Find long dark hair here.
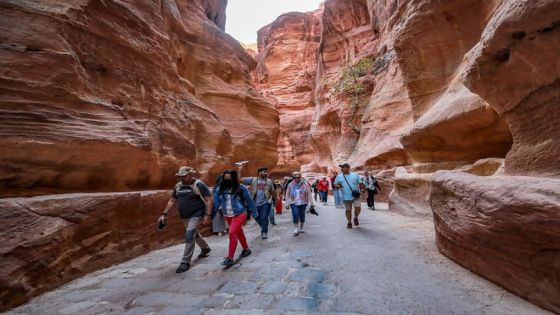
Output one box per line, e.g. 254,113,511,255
219,169,240,193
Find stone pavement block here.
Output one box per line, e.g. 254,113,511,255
306,282,337,298
197,295,229,308
59,301,96,314
121,306,158,315
218,281,260,295
287,269,326,283
222,294,275,310
204,310,281,315
248,268,289,281
260,281,288,294
164,279,225,294
158,306,202,315
274,296,318,311
133,292,206,307
204,270,253,282
291,250,315,258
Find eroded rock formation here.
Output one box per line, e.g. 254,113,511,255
0,0,277,310
0,0,279,198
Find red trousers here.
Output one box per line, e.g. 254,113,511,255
225,213,248,259
275,198,283,214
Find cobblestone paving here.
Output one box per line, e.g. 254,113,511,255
6,203,551,315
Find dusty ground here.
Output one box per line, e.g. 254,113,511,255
5,202,550,315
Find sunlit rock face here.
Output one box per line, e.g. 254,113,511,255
0,0,278,311
254,10,322,175
0,0,279,198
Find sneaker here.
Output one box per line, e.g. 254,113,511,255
221,258,234,267
372,206,375,210
293,228,299,236
240,249,252,258
197,247,211,258
271,222,277,226
347,222,353,229
175,263,190,273
354,217,360,227
298,227,305,233
262,233,268,239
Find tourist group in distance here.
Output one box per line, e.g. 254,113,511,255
157,162,381,273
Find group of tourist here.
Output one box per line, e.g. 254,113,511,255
157,163,381,273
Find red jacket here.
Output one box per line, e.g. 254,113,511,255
317,179,330,191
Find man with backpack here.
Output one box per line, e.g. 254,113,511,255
363,170,382,210
239,165,276,239
158,166,212,273
334,163,365,229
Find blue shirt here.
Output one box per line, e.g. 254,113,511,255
334,173,363,201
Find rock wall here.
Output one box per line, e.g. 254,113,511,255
253,0,559,312
0,0,279,198
0,0,278,310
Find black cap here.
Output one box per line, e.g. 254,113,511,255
257,167,268,173
339,162,350,168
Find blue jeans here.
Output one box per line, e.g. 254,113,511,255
290,204,307,224
334,189,343,207
269,204,275,224
257,202,272,233
319,191,327,203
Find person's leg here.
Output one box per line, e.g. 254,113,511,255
259,203,271,234
290,204,300,235
181,217,200,264
234,213,249,250
343,201,352,228
368,190,375,208
298,204,306,232
269,204,276,225
314,191,318,201
224,216,238,259
353,199,361,226
372,191,376,209
256,204,266,234
321,191,327,203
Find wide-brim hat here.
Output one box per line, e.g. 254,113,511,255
176,166,195,177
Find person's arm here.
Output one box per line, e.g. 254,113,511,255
285,182,293,204
240,177,253,186
159,197,177,223
241,186,258,219
212,188,221,216
307,184,314,207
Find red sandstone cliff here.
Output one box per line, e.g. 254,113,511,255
0,0,278,310
253,0,559,312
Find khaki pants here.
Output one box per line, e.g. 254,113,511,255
181,216,209,264
343,199,361,211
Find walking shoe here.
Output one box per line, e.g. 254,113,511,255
221,258,234,267
271,222,277,226
240,249,252,258
354,217,360,227
262,233,268,239
197,247,211,258
372,206,375,210
175,263,190,273
293,227,299,236
298,227,305,233
347,222,353,229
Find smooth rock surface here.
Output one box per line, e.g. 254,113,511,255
431,171,560,313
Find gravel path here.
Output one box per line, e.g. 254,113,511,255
6,202,550,315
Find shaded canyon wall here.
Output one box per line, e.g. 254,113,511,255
0,0,278,310
253,0,559,312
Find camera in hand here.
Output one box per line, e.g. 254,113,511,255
235,160,249,167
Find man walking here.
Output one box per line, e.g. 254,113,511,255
239,165,276,239
317,176,330,204
158,166,212,273
334,163,365,229
363,170,381,210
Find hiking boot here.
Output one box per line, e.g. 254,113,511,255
175,263,190,273
262,233,268,239
198,247,211,258
240,249,252,258
347,222,353,229
354,217,360,227
221,258,234,267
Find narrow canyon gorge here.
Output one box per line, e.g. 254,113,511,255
0,0,559,313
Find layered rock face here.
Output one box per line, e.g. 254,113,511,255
0,0,278,310
254,10,322,174
253,0,559,312
0,0,279,198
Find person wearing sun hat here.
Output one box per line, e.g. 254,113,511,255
334,162,365,229
158,166,213,273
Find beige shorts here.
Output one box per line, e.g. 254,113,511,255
343,199,361,211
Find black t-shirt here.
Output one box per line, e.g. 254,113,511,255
172,181,211,218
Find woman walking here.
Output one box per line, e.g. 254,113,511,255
212,170,258,267
285,172,314,236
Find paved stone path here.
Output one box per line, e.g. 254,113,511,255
6,202,550,315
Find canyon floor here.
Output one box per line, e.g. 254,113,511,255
6,202,550,315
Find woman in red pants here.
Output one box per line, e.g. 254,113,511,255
212,170,258,267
